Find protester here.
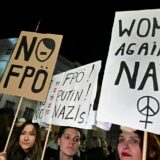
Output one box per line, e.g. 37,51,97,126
85,136,106,160
101,140,110,158
107,145,117,160
118,128,142,160
0,108,14,152
47,131,58,150
117,126,160,160
147,133,160,160
45,126,82,160
0,121,42,160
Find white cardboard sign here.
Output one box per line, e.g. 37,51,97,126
97,9,160,135
33,61,101,129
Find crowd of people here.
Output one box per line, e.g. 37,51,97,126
0,107,160,160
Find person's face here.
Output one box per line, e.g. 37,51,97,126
118,131,142,160
102,141,109,154
58,128,80,157
19,124,36,152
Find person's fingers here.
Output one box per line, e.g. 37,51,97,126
0,152,6,160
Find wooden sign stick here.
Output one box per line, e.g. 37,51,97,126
142,131,148,160
40,124,52,160
4,97,23,151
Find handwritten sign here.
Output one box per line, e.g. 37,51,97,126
97,9,160,135
33,61,101,129
0,31,63,101
32,75,63,126
32,101,49,127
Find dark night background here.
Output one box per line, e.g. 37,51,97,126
0,1,159,85
1,2,160,146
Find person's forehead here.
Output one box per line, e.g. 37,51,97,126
64,128,80,136
120,131,140,138
23,124,35,131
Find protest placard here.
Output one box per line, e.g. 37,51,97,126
0,31,63,101
97,9,160,135
33,60,101,129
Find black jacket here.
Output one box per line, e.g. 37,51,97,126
44,147,81,160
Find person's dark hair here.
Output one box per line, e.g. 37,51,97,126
117,129,160,160
7,120,42,160
116,129,144,160
58,126,82,139
147,133,160,160
134,130,144,149
50,126,82,160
